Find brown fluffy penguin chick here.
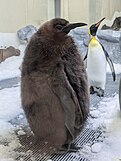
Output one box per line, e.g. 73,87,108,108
21,18,89,152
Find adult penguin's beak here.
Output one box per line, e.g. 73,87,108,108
95,17,106,28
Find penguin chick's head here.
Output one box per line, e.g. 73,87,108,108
39,18,87,38
89,17,106,36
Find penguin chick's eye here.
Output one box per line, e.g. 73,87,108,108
55,24,63,30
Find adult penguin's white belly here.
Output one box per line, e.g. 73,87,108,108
87,40,107,90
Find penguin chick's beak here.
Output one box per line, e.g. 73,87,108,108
62,22,87,34
95,17,106,28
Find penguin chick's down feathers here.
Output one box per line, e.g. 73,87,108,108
21,18,89,150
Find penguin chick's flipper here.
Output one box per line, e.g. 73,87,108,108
100,43,116,81
62,51,89,122
50,67,84,147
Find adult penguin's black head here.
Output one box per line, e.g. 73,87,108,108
39,18,87,39
89,17,106,36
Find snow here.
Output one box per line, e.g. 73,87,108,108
0,87,22,121
0,41,25,161
0,44,26,81
0,87,22,160
91,142,103,153
94,111,121,161
81,94,121,161
17,129,26,136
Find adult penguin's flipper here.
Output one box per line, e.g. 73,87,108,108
119,78,121,110
100,43,116,81
106,56,116,81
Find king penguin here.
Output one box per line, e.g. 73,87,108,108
84,17,116,97
21,18,89,152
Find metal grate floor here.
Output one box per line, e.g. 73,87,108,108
13,124,103,161
10,73,121,161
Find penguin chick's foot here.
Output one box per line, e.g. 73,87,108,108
59,143,80,152
97,88,104,97
90,86,96,94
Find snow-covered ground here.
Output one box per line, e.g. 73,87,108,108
0,85,121,160
0,38,121,160
0,44,26,81
0,44,25,160
0,86,23,160
80,94,121,161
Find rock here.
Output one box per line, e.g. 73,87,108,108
69,27,121,64
70,28,88,40
17,25,37,43
101,24,112,30
91,142,102,153
69,28,89,57
100,39,121,64
72,28,88,36
70,27,121,43
97,29,121,43
0,46,20,63
112,17,121,30
102,17,121,31
83,36,91,47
